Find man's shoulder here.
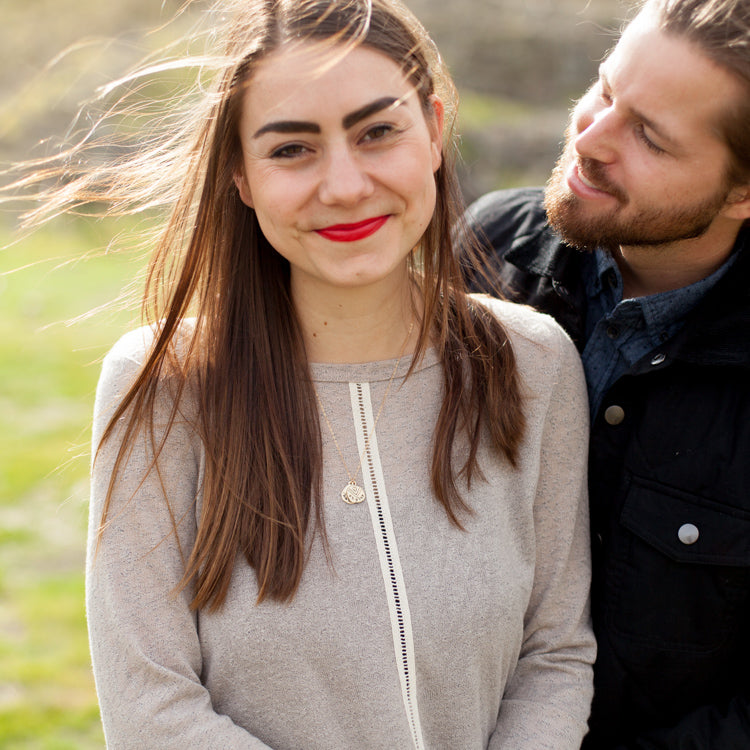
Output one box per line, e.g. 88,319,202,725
463,187,574,283
465,187,549,251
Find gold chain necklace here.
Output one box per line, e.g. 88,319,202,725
314,322,414,504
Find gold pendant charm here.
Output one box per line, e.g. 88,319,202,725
341,481,366,505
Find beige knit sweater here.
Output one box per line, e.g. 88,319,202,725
87,296,594,749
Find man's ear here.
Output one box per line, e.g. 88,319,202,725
234,169,254,209
722,184,750,221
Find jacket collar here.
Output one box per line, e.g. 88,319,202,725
674,225,750,367
503,215,575,280
505,217,750,368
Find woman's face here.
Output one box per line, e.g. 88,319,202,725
234,42,443,302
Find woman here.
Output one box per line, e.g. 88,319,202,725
75,0,594,746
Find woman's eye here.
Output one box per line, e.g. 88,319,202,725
362,124,394,143
270,143,308,159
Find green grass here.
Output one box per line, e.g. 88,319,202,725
458,90,537,129
0,216,144,748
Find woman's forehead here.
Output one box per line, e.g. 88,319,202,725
241,43,417,125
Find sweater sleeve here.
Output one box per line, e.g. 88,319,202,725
489,318,595,749
86,329,272,749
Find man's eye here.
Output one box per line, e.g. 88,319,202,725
636,125,666,155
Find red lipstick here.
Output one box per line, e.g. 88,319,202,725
316,215,388,242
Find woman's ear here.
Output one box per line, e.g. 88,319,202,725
233,169,254,208
426,95,444,173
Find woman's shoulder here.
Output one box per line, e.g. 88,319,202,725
95,319,197,417
470,293,584,388
471,294,570,350
103,318,196,369
470,295,588,429
103,325,155,370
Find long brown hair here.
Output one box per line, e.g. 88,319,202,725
12,0,524,608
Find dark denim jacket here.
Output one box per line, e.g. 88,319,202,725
466,188,750,749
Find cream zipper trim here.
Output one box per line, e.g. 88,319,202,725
349,382,425,750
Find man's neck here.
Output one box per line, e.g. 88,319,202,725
615,220,741,299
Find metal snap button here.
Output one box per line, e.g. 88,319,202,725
604,405,625,425
678,523,699,545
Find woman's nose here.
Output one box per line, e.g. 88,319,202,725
318,145,374,206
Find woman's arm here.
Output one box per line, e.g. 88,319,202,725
490,319,595,749
87,328,272,749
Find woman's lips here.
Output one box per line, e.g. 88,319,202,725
315,215,389,242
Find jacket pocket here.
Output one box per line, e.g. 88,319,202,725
607,475,750,654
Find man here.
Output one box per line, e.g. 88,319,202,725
464,0,750,747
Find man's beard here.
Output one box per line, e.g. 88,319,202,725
543,148,729,252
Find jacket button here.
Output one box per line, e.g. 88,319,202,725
651,352,666,366
604,405,625,425
678,523,699,545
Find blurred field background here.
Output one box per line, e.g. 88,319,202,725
0,0,625,746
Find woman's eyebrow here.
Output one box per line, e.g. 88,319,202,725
253,96,401,139
253,120,320,138
342,96,399,129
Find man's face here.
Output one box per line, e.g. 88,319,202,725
544,10,744,253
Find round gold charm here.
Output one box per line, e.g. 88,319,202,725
341,481,366,504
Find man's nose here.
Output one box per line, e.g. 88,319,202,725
573,102,620,165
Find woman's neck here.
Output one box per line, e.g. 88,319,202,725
293,278,421,364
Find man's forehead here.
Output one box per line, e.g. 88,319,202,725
599,15,742,149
